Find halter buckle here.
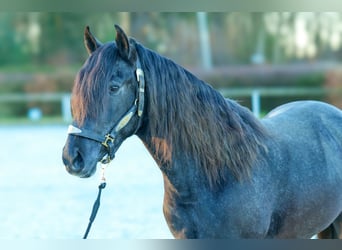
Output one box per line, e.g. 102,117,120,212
101,134,115,149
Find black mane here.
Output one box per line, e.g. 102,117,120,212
135,42,269,188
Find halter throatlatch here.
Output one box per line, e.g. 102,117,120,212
67,57,145,164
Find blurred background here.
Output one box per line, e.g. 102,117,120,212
1,12,342,239
1,12,342,122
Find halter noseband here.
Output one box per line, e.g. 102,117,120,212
67,56,145,164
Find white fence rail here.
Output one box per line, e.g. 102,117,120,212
218,87,337,117
0,87,340,121
0,92,71,122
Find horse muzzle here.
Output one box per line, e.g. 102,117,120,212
62,136,102,178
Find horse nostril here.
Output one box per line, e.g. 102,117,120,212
73,151,84,172
63,146,84,174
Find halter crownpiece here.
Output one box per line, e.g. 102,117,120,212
135,62,145,117
67,55,145,165
136,68,144,82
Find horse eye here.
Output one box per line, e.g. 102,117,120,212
109,85,120,93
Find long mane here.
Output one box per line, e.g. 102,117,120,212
136,42,269,188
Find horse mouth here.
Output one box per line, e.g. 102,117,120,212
79,169,96,178
65,163,97,178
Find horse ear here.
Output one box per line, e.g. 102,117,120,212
84,26,102,55
114,24,131,60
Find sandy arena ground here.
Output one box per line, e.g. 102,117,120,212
0,125,172,239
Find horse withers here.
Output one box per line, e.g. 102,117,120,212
62,24,342,238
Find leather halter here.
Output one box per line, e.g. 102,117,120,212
67,56,145,164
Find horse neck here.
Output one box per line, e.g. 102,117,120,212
137,129,208,196
135,44,269,191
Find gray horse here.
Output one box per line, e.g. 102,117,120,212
62,25,342,238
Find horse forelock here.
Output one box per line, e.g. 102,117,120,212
137,44,269,189
71,43,117,125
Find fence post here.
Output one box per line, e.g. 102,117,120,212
197,12,212,70
251,90,261,118
61,94,72,122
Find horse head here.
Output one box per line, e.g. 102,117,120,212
62,25,145,178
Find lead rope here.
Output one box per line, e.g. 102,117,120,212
83,163,108,239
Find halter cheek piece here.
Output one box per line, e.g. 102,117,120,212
67,57,145,164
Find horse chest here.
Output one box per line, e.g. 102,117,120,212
162,184,271,239
162,193,221,238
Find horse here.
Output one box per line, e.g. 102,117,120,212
62,24,342,239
